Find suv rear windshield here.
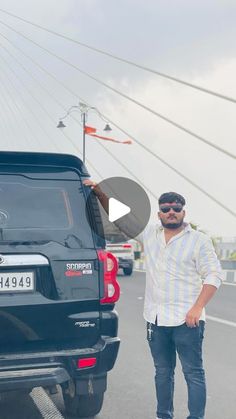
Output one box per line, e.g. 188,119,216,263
0,171,94,248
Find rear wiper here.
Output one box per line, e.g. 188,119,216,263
64,234,84,249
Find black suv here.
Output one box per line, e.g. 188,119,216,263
0,151,120,417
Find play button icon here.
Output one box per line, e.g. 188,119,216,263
108,198,131,222
85,177,151,242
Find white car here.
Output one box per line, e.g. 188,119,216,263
105,234,134,276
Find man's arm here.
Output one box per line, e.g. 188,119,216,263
185,284,217,327
185,236,223,327
83,179,144,244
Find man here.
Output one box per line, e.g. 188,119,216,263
83,181,223,419
142,192,222,419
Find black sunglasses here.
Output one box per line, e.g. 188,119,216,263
159,206,183,213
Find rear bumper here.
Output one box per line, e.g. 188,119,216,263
0,336,120,392
0,367,69,392
118,258,134,269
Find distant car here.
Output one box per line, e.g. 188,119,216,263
106,234,134,276
0,151,120,418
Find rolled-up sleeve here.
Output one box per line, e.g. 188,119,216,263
196,237,223,289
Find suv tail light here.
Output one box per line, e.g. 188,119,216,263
98,250,120,304
122,244,132,248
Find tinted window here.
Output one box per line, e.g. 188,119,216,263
0,173,94,248
0,182,71,229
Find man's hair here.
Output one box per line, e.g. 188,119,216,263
158,192,186,206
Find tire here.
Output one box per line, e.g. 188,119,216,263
123,267,133,276
63,391,104,418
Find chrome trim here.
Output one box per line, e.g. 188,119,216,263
0,254,49,266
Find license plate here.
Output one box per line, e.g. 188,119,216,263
0,272,34,292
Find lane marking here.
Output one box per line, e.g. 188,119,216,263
31,387,64,419
206,315,236,328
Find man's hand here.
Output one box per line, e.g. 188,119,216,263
83,179,98,190
83,179,103,196
185,284,217,327
185,305,203,327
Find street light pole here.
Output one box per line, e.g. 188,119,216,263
57,102,112,164
82,111,86,164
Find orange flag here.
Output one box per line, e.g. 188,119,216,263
84,125,97,134
84,125,132,144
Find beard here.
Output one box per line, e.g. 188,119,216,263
160,219,184,229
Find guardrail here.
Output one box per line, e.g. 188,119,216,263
222,270,236,283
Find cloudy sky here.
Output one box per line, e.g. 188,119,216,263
0,0,235,237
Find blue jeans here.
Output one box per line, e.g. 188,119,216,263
148,321,206,419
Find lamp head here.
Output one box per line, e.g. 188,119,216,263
57,120,66,128
103,123,112,132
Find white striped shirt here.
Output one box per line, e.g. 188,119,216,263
141,223,223,326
